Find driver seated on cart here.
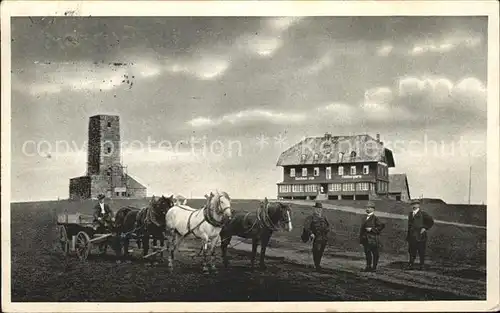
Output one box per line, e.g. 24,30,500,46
92,194,115,232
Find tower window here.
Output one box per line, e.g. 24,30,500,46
107,121,111,127
107,147,111,154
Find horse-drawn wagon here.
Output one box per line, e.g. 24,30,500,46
55,195,175,262
56,212,116,261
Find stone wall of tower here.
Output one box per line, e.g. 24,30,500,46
100,115,121,174
87,117,101,175
69,176,91,200
87,115,121,176
71,114,147,200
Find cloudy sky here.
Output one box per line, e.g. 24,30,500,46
10,16,487,203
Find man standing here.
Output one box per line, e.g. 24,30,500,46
301,202,330,272
406,199,434,270
92,194,114,231
359,201,385,272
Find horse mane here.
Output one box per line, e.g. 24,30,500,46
204,190,231,206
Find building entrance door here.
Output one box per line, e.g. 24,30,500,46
320,183,328,194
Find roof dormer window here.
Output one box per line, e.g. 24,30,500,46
301,154,307,162
350,151,357,160
338,152,344,162
313,153,319,161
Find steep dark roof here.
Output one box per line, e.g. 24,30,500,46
276,134,395,167
126,174,147,190
389,174,410,198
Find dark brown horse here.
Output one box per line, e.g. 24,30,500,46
114,195,175,260
220,198,293,270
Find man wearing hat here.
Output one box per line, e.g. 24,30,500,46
301,202,330,272
359,201,385,272
92,194,114,231
406,199,434,270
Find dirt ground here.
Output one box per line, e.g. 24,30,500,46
10,201,486,302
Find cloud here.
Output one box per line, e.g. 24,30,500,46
397,75,486,108
134,61,162,78
398,76,454,101
166,57,230,80
240,35,283,57
376,44,393,56
237,17,304,59
188,117,215,128
20,54,232,98
451,77,487,113
364,87,394,107
28,83,63,96
409,35,482,56
266,17,304,33
22,60,165,96
187,109,307,129
453,77,486,95
318,102,357,125
302,51,333,74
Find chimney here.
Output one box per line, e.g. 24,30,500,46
376,133,380,142
324,132,332,140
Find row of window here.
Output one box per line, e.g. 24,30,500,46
377,181,389,192
279,183,376,193
290,165,370,178
279,184,319,193
378,164,388,177
300,151,358,162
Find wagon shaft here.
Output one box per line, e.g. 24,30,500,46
143,246,169,259
89,233,114,244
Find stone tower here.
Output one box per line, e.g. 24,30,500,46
87,115,121,175
69,114,147,200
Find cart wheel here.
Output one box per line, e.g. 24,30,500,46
75,231,91,261
58,225,69,256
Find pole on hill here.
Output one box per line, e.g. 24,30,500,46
468,151,472,205
468,165,472,205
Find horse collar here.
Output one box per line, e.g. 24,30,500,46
258,202,278,231
203,205,224,228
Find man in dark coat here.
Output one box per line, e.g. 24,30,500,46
92,194,114,231
359,201,385,272
301,202,330,272
406,199,434,270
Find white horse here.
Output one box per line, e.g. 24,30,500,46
165,190,232,274
173,194,188,206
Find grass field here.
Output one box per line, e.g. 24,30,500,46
10,198,486,301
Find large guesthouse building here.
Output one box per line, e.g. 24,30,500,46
276,133,395,201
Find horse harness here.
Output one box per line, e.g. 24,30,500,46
256,202,280,231
178,195,227,239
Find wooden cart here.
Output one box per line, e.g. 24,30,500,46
56,212,114,261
